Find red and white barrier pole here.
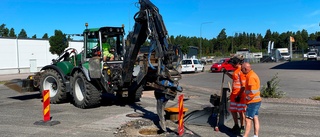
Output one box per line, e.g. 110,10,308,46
42,89,50,122
178,94,184,136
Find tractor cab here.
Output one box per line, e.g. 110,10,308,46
83,24,126,62
81,24,126,93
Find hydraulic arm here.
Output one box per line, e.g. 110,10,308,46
122,0,182,95
122,0,183,131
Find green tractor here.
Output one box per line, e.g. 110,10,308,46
27,23,138,108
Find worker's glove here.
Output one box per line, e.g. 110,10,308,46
235,95,241,103
222,69,227,74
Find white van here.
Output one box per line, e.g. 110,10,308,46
307,52,317,61
180,59,204,73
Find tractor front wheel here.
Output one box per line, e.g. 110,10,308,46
39,69,67,104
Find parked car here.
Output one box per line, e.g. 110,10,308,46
307,52,317,61
210,58,235,72
181,59,204,73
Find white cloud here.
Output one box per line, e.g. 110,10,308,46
293,23,319,31
307,10,320,17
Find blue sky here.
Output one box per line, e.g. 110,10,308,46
1,0,320,40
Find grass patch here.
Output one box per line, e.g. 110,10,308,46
0,81,8,84
261,73,286,98
310,96,320,101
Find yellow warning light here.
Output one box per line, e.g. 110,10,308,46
107,69,111,75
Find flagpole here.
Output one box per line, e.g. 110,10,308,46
289,36,294,60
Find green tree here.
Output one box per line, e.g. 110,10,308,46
217,28,228,55
169,35,175,44
42,33,49,39
210,38,218,55
2,28,9,37
271,31,280,48
263,29,272,50
9,28,16,38
32,34,37,39
309,33,317,40
301,29,308,41
18,29,27,38
174,35,189,54
278,33,289,48
0,24,6,37
49,30,68,56
255,34,263,51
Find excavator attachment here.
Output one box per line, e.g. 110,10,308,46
4,75,39,93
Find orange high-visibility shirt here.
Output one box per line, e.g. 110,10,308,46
232,66,246,95
245,70,261,104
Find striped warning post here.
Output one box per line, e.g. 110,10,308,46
178,94,184,136
33,90,60,126
42,90,50,122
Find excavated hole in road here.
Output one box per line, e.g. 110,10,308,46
138,127,160,135
115,119,181,137
126,112,144,117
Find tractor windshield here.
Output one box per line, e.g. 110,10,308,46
85,38,99,58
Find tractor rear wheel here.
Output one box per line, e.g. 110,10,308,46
40,69,67,104
71,71,101,109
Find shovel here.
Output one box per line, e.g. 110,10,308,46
4,75,38,93
214,72,225,131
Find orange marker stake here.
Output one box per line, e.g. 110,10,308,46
178,94,184,136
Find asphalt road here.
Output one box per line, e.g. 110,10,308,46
0,61,320,137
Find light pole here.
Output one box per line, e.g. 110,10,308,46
200,22,213,58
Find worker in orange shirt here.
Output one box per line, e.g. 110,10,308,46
224,55,246,134
241,62,262,137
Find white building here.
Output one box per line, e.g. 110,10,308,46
0,38,83,75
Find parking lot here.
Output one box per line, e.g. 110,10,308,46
0,60,320,137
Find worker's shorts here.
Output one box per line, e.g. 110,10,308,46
103,51,113,58
245,101,261,119
229,93,246,112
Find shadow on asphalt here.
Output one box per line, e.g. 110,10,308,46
270,60,320,70
8,93,41,100
184,107,239,137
